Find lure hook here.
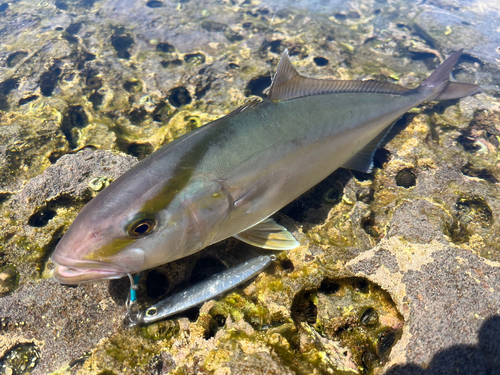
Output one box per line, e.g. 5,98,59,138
122,273,141,328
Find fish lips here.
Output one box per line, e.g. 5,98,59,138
51,248,145,284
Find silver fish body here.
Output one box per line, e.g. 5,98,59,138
51,49,479,284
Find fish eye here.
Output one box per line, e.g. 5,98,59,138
127,217,157,237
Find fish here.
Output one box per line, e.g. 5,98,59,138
51,49,480,284
123,255,275,327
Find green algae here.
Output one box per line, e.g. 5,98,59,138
0,342,41,375
140,319,180,341
89,176,111,192
210,292,271,329
102,335,158,370
0,264,19,297
14,236,44,267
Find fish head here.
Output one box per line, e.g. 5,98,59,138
51,165,232,284
51,184,150,284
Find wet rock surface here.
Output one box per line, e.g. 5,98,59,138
0,149,137,280
0,278,122,374
348,239,500,374
0,0,499,374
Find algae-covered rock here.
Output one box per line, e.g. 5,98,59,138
0,265,18,297
0,0,499,374
0,149,137,279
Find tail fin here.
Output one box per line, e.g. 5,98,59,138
420,49,480,100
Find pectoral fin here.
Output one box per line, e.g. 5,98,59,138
233,170,288,214
233,218,300,250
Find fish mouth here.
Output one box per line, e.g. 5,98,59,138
51,247,145,284
52,263,131,284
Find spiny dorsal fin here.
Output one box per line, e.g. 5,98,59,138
269,49,300,92
223,97,262,118
268,49,410,102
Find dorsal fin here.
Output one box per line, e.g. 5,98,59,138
269,49,300,93
268,49,410,102
223,97,262,118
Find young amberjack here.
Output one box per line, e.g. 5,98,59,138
51,49,479,284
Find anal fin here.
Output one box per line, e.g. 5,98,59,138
341,118,400,173
233,218,300,250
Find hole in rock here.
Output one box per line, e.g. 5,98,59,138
146,270,169,299
313,56,329,66
395,168,416,188
245,75,271,98
189,257,225,284
169,86,192,107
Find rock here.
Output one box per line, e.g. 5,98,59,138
0,267,18,297
386,199,453,244
347,238,500,374
413,2,500,90
0,149,137,279
0,278,122,374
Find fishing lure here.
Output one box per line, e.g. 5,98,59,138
123,254,276,327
